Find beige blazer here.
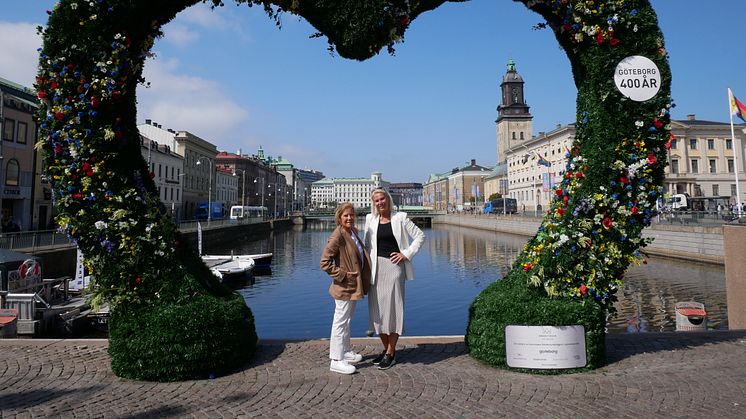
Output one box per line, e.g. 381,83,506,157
363,211,425,285
319,226,371,300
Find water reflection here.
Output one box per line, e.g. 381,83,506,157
209,220,727,339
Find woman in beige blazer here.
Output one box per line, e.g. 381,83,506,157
320,203,371,374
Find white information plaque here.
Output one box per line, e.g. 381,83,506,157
505,325,587,369
613,55,661,102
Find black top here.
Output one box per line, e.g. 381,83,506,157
376,221,401,257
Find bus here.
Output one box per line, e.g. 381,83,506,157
195,202,225,220
483,198,518,214
229,205,267,220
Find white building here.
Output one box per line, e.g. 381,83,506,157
311,172,386,209
139,135,185,220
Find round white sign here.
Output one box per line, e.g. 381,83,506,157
613,55,661,102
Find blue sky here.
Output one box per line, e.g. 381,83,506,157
2,1,745,182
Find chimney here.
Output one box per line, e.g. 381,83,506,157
145,119,152,125
470,159,476,166
687,114,696,121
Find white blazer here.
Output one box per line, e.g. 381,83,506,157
363,211,425,284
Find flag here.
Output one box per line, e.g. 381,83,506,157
729,88,746,123
536,152,552,167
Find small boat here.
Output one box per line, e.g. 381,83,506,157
201,255,255,284
245,253,273,270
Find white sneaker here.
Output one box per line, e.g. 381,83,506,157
330,360,356,374
343,351,363,363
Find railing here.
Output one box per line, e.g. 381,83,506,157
0,216,278,252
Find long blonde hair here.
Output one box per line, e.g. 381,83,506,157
370,188,394,217
334,202,356,226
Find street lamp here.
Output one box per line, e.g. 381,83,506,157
254,177,265,219
196,157,212,223
233,169,246,207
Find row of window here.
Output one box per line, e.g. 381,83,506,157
2,118,30,144
672,138,733,150
669,158,735,174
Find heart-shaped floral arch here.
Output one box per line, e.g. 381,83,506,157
36,0,670,379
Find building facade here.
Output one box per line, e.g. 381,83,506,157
310,172,386,209
388,182,423,208
139,135,185,221
1,77,38,231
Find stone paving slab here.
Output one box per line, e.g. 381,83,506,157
1,331,745,418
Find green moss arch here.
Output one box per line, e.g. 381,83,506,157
36,0,670,380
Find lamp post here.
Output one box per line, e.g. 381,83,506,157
233,169,246,207
254,177,265,219
196,157,212,223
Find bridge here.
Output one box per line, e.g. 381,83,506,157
303,207,439,227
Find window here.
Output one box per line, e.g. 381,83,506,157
16,121,28,144
690,159,699,173
709,159,717,173
5,159,19,186
3,118,14,141
713,185,719,196
671,159,679,174
726,139,733,150
520,132,524,140
728,159,735,173
732,184,738,197
671,138,678,149
689,139,697,150
512,132,516,140
707,139,714,150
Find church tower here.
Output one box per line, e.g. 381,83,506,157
496,59,533,164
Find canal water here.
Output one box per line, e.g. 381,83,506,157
210,219,728,340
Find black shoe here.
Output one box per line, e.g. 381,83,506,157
371,351,387,365
377,353,396,370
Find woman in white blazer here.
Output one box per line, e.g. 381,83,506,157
363,188,425,369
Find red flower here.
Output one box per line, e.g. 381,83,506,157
174,240,180,247
647,153,657,165
609,38,620,46
596,32,605,45
149,171,155,179
557,207,565,216
563,195,569,204
580,284,588,296
522,262,533,272
665,133,675,150
653,118,664,129
38,91,47,99
619,176,629,184
603,217,613,229
54,112,64,121
90,96,100,109
575,172,584,179
72,193,84,200
555,189,564,197
112,91,121,100
565,171,573,179
51,81,57,89
135,277,142,284
631,206,639,214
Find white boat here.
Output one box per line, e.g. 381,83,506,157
245,253,273,270
201,255,255,283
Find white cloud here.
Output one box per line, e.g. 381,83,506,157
137,57,249,143
163,24,200,48
179,6,229,29
0,22,43,87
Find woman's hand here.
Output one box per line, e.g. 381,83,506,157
389,252,408,264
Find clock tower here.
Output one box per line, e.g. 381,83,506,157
496,59,533,164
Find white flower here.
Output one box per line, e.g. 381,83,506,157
635,120,644,127
94,221,107,230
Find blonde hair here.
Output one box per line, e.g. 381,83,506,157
334,202,356,226
370,188,394,217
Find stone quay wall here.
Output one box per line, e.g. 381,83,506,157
433,214,724,265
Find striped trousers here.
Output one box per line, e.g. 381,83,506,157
368,256,406,335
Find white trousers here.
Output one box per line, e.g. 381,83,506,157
329,299,356,360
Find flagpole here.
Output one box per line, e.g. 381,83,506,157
728,88,742,214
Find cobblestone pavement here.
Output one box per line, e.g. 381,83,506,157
1,331,745,418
